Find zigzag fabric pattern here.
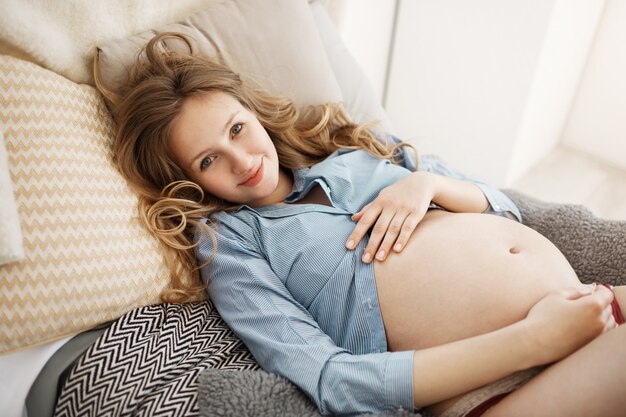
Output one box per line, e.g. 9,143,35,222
54,301,259,417
0,55,172,353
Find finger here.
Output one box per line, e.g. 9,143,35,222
583,283,597,294
600,303,612,321
345,204,382,250
363,210,397,263
374,212,409,261
351,203,372,222
601,306,617,332
593,284,615,308
563,286,593,300
392,210,427,253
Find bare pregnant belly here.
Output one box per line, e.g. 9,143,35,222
373,209,583,352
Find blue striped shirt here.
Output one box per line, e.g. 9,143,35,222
197,147,521,416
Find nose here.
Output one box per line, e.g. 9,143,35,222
227,147,254,175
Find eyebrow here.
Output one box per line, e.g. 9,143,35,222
189,111,240,168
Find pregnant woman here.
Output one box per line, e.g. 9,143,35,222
104,33,626,417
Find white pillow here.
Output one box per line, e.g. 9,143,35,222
0,0,392,136
0,128,24,266
0,0,212,85
95,0,343,112
309,0,394,134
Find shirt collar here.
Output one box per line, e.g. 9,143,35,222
232,166,310,213
285,166,309,199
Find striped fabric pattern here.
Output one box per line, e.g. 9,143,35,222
0,55,172,353
54,301,259,417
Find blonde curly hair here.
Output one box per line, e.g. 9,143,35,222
95,32,417,303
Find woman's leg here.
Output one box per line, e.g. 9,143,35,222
484,286,626,417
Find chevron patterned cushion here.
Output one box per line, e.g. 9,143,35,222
54,301,259,417
0,55,172,353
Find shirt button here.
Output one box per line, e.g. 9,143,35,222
367,298,373,310
494,204,500,210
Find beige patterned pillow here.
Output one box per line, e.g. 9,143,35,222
0,55,170,354
0,129,25,265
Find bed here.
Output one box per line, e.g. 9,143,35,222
1,1,625,416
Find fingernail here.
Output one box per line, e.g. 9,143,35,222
376,250,385,261
394,243,402,252
346,240,354,249
362,252,371,263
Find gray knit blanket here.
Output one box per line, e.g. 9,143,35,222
198,189,626,417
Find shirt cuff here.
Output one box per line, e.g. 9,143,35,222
385,350,415,413
475,182,522,222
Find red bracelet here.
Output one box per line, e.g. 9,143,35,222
596,282,624,325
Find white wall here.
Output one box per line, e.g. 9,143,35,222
336,0,397,103
384,0,603,187
561,0,626,171
506,0,606,184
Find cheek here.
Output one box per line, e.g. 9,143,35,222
189,171,223,196
251,123,272,146
262,134,278,158
199,176,230,195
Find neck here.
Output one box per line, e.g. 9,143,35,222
248,167,293,207
274,167,294,203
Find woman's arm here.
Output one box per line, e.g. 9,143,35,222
418,155,521,221
430,172,489,214
411,285,616,408
412,318,531,407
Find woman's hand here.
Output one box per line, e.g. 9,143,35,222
345,171,438,263
523,285,617,365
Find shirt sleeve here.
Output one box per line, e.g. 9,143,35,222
370,130,419,172
419,155,522,222
198,224,415,416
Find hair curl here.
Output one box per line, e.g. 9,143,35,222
95,32,417,303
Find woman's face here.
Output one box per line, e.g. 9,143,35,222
168,91,286,206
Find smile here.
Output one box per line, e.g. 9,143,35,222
239,159,264,186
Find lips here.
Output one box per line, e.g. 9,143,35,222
239,159,264,186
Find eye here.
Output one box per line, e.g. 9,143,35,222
231,123,243,136
199,155,214,171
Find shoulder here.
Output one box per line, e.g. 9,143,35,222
417,154,453,174
196,211,261,258
330,148,389,166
